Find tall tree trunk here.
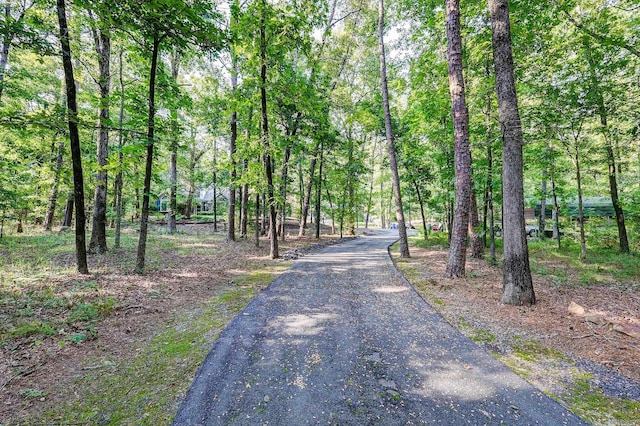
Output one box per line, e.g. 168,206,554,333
298,143,319,237
240,159,249,238
325,187,335,235
0,3,11,101
550,163,560,249
262,191,267,235
379,179,385,229
539,169,547,240
573,147,587,261
604,142,628,252
183,144,204,220
62,191,74,227
255,193,260,247
489,0,534,305
379,0,409,258
114,51,126,248
241,109,253,239
88,13,111,254
445,0,471,276
413,180,428,240
227,43,238,242
484,58,496,264
57,0,89,274
135,34,160,274
213,170,218,230
167,50,181,234
314,139,324,239
212,138,218,231
469,189,484,258
365,138,377,229
44,138,65,231
280,144,291,241
260,0,278,258
585,46,629,253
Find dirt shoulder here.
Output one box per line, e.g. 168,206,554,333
392,242,640,425
0,224,347,425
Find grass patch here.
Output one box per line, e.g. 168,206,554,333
8,322,56,339
527,238,639,288
410,232,449,250
28,262,288,425
469,328,496,343
569,380,640,425
512,338,565,362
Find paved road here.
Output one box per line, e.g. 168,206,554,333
173,231,587,425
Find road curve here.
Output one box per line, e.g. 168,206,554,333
173,230,587,425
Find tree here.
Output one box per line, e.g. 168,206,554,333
0,0,37,101
488,0,534,305
378,0,409,258
583,39,630,253
87,7,111,253
57,0,89,274
259,0,278,258
167,49,182,234
444,0,471,277
124,0,222,273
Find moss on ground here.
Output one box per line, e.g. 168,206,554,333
27,265,289,426
569,380,640,425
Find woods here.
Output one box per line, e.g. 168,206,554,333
1,0,640,424
1,1,639,289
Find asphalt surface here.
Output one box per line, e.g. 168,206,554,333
173,230,588,425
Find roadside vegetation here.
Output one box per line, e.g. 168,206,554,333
0,223,320,425
393,223,640,426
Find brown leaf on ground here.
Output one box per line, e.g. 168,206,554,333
395,245,640,386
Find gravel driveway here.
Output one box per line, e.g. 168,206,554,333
173,230,587,425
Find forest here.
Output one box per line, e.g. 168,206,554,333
1,0,639,423
1,0,639,271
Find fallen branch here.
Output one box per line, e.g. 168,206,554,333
571,333,595,339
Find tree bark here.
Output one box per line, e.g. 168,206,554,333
489,0,534,305
584,46,630,253
62,191,74,227
298,143,319,237
88,12,111,254
279,143,291,240
550,161,561,249
378,0,409,258
227,46,238,242
413,180,428,240
114,50,126,249
260,0,278,258
469,189,484,258
445,0,471,276
483,60,496,264
255,193,260,247
314,139,324,239
135,34,160,274
168,50,181,234
240,159,249,238
539,167,547,240
573,146,587,261
57,0,89,274
44,139,65,231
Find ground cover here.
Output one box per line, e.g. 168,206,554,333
392,232,640,425
0,223,328,425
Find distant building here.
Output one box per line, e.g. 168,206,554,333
535,197,615,219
